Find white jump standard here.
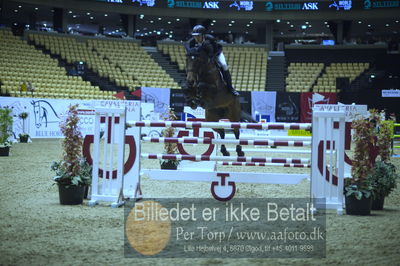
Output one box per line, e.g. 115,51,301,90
85,105,346,214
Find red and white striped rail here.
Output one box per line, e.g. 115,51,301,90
141,153,310,164
129,120,312,130
218,162,311,168
141,137,311,147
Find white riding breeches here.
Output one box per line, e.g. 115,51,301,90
217,52,228,71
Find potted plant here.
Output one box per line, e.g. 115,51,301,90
344,110,379,215
0,106,13,156
369,161,399,210
369,119,399,210
51,104,92,205
18,111,30,143
160,108,181,170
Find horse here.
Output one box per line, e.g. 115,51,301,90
184,45,250,157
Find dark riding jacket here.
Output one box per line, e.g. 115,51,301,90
187,34,222,58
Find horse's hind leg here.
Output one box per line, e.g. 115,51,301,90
215,129,230,156
233,128,244,156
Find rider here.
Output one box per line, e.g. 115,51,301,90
187,25,239,97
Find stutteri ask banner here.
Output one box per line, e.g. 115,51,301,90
300,92,337,123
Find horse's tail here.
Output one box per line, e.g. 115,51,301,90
239,110,256,123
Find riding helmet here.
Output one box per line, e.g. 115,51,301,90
192,25,206,36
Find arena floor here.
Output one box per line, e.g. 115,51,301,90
1,139,399,265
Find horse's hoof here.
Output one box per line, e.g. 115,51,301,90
237,151,245,157
222,151,230,156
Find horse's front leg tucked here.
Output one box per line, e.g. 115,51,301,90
233,128,244,156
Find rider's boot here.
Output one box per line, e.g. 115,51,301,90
222,70,239,96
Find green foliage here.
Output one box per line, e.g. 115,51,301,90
19,133,29,138
160,108,180,166
0,106,13,148
351,110,378,185
345,184,372,200
51,104,91,186
18,112,29,120
369,161,399,198
377,120,393,162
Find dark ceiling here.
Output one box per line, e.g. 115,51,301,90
1,0,399,42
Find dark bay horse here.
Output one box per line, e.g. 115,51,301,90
184,47,247,156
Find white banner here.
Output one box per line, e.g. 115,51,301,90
314,104,368,121
141,87,170,118
251,91,277,122
0,97,147,139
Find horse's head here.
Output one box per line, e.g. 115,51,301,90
184,45,214,85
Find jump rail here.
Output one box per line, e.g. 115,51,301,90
85,105,346,214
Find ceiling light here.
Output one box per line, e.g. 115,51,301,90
368,24,371,27
212,20,216,23
73,15,77,18
168,21,171,24
90,17,94,20
176,18,180,21
228,30,232,33
326,25,330,27
396,20,399,23
211,23,214,26
104,14,108,17
150,20,154,23
286,21,290,24
308,25,312,28
228,24,232,26
18,5,22,8
136,29,140,32
358,21,362,24
246,24,250,27
158,17,162,20
290,25,294,28
301,25,307,29
35,7,39,10
386,24,389,27
87,12,90,15
14,9,18,12
51,9,54,12
276,19,281,23
245,31,248,34
250,21,253,24
305,21,309,24
231,20,235,23
324,21,328,24
14,22,18,26
280,32,283,35
68,10,72,14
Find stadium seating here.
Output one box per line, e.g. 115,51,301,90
28,32,180,91
313,62,369,92
0,28,110,99
285,62,324,92
157,42,267,91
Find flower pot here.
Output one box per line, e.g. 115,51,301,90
345,194,372,215
20,135,29,143
161,161,178,170
371,195,385,210
58,185,85,205
0,146,10,156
